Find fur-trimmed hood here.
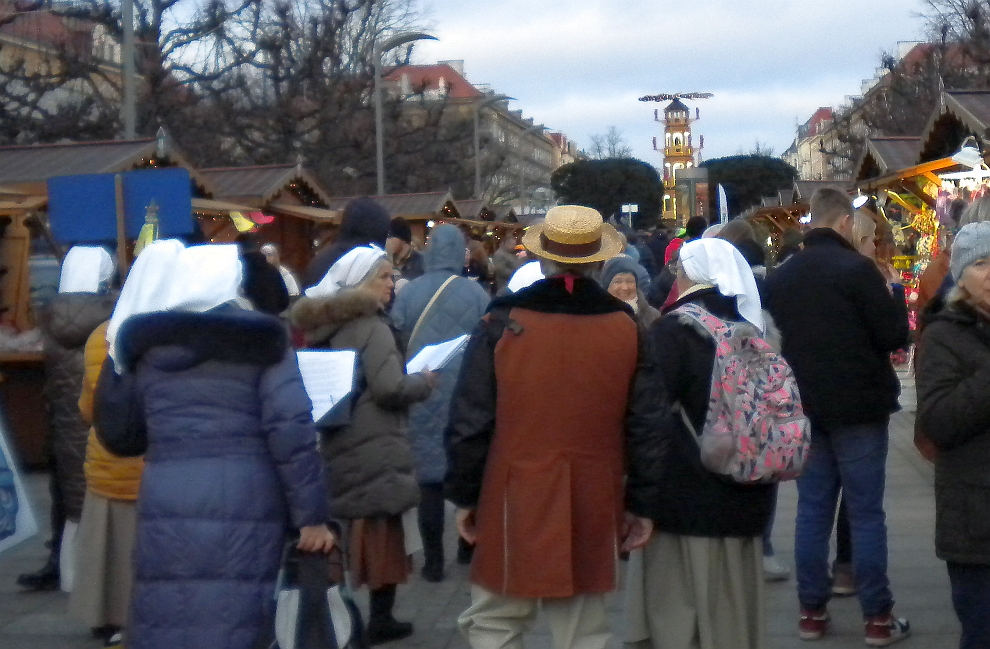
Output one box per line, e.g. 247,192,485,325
118,305,287,373
291,289,383,345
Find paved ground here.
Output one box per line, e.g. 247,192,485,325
0,372,959,648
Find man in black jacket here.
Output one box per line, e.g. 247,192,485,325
765,188,911,645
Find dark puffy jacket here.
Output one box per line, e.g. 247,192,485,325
391,225,491,483
291,289,432,519
304,198,391,288
41,292,117,520
627,288,775,537
764,228,910,429
99,308,327,649
917,301,990,564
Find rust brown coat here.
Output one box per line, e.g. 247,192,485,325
445,276,650,599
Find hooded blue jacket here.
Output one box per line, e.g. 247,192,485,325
100,307,327,649
391,226,491,483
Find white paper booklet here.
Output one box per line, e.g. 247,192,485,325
406,334,471,374
296,350,358,422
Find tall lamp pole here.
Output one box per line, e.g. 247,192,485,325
517,124,545,213
374,31,437,196
474,94,513,200
122,0,136,139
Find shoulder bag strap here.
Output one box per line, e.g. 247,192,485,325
409,275,457,349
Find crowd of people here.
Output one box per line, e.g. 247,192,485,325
10,188,990,649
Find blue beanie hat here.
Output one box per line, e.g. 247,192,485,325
600,256,644,290
951,221,990,282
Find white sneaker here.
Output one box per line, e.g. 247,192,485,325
764,554,791,582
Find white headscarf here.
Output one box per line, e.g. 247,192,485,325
58,246,115,294
679,238,765,332
507,261,544,293
305,246,387,299
164,244,244,312
106,239,185,372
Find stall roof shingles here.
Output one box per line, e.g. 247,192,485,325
868,137,922,173
947,91,990,131
199,165,331,205
324,192,456,219
0,138,157,185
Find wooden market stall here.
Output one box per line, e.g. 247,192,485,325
198,164,336,274
0,131,215,467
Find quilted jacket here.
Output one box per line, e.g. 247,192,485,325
79,322,144,501
292,289,432,518
41,292,117,520
391,225,491,483
98,306,328,649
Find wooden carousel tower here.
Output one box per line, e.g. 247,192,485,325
642,92,713,223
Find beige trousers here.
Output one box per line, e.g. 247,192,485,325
623,533,766,649
459,584,610,649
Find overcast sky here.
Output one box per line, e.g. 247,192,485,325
411,0,927,164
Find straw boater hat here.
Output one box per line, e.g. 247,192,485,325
522,205,624,264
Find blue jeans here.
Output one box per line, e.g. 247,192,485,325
948,562,990,649
794,421,893,617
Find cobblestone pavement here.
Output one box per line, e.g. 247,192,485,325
0,373,958,648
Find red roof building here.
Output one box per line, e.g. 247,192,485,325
385,61,484,100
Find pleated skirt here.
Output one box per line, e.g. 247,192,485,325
623,532,766,649
348,515,411,590
69,492,137,628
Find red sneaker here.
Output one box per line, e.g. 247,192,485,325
799,609,829,641
865,614,911,646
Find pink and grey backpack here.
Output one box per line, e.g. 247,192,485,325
674,302,810,484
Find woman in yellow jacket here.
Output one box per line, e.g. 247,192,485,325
69,321,144,647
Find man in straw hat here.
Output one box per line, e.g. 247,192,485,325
445,205,660,649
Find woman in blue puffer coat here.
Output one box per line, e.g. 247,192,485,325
390,225,490,581
96,242,334,649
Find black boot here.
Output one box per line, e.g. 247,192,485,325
456,537,475,565
367,585,413,645
418,483,445,583
16,555,60,592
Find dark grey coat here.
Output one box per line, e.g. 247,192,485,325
292,289,432,519
41,292,117,520
917,301,990,565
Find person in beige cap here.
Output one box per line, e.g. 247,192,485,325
445,205,660,649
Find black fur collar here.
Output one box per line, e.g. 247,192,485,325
489,275,632,316
118,306,287,372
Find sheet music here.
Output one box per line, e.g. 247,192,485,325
406,334,470,374
296,350,357,422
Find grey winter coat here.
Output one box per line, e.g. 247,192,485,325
917,301,990,564
292,289,432,519
41,291,117,520
391,225,491,483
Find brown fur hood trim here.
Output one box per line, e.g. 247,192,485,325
291,289,382,344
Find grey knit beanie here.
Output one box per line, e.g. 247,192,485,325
951,221,990,282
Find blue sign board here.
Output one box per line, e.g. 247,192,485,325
46,168,195,244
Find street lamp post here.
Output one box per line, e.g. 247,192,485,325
474,94,513,200
374,31,437,196
122,0,136,139
517,124,545,213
